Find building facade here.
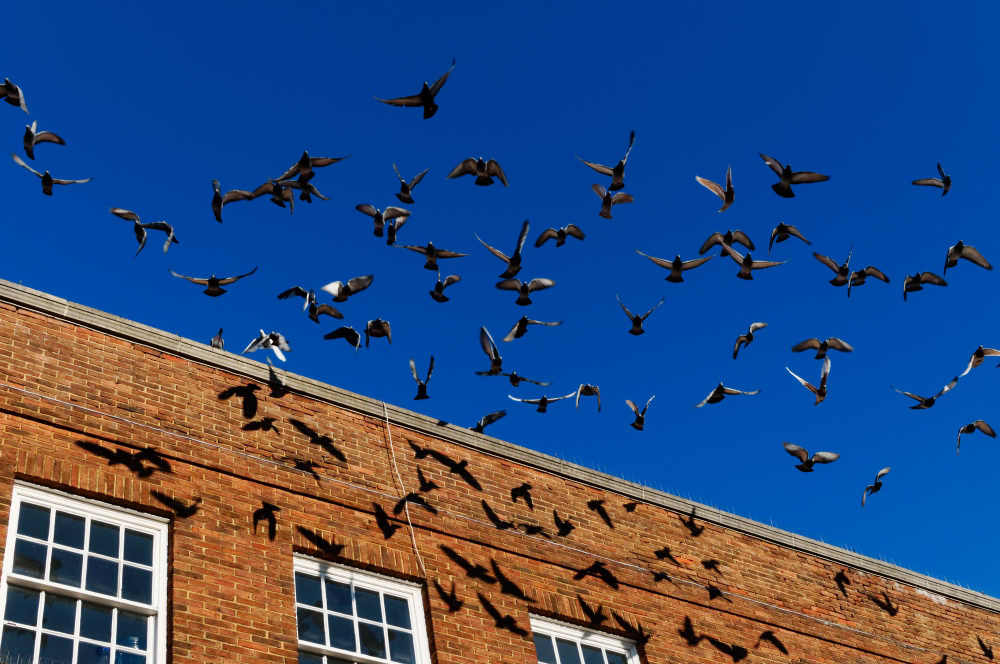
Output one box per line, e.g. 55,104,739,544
0,280,994,664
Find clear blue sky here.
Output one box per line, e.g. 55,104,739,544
5,3,999,594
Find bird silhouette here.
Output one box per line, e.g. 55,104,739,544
759,152,830,198
218,383,260,418
957,420,996,455
695,165,734,211
635,250,714,283
782,442,839,472
701,559,722,575
870,591,899,616
168,266,257,297
296,527,345,557
553,510,575,537
210,328,224,349
394,492,438,516
625,395,655,431
944,240,992,274
978,636,994,660
392,164,429,203
768,223,811,253
477,593,527,636
791,337,853,359
617,294,664,335
12,152,91,195
510,483,534,510
535,224,585,247
242,417,280,434
834,570,851,596
433,580,464,613
440,546,496,584
912,162,951,196
862,467,891,507
892,377,958,409
576,130,635,191
654,546,680,565
960,346,1000,377
678,616,702,646
374,59,455,119
150,490,201,518
902,272,947,300
786,357,831,405
470,410,506,434
373,503,400,539
695,383,760,408
416,467,439,493
476,220,530,278
491,560,532,602
680,509,705,536
756,630,788,655
577,597,607,626
706,636,748,662
448,156,508,186
410,356,434,400
252,502,280,541
482,500,515,530
572,561,620,590
587,499,614,529
289,419,346,462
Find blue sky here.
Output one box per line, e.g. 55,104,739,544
4,3,999,594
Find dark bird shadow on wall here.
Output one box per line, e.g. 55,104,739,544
573,561,620,590
577,596,607,626
218,383,260,418
433,580,464,613
440,545,496,584
252,501,280,541
76,441,173,478
150,490,201,517
477,593,528,637
290,418,346,462
297,526,345,558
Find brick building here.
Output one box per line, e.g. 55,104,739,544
0,279,994,664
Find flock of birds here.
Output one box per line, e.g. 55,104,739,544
3,62,996,512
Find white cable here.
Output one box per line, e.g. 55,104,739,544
382,401,426,577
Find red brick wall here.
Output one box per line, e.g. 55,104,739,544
0,300,994,664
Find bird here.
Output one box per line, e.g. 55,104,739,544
848,266,890,295
272,151,350,183
813,247,853,288
218,383,260,418
410,356,434,400
721,245,785,280
150,491,201,518
759,152,830,198
680,509,705,536
374,59,455,119
365,319,392,348
373,503,400,539
477,593,528,636
297,527,345,557
781,442,839,472
944,240,992,274
385,217,408,246
11,153,91,195
694,166,734,211
393,164,429,203
495,277,555,306
634,251,714,283
902,272,947,301
572,561,619,589
277,287,343,323
109,208,179,257
251,181,295,213
625,396,655,431
429,272,461,302
535,224,585,247
957,420,996,455
276,178,330,203
470,410,506,434
699,229,755,256
978,637,994,660
654,546,679,565
252,502,280,541
433,580,464,613
476,220,530,278
891,377,958,409
834,570,851,596
960,346,1000,377
447,157,508,186
482,500,514,530
486,371,550,387
786,357,831,405
706,636,748,663
399,242,469,270
578,598,607,626
768,223,811,254
553,510,575,537
416,467,439,493
617,295,664,335
791,337,853,359
168,266,257,296
575,384,601,412
733,322,767,359
678,617,703,646
22,121,64,160
592,183,633,219
440,546,496,584
912,163,951,196
355,204,410,238
510,483,533,510
242,417,279,434
576,130,635,191
695,383,760,407
242,330,291,362
862,467,891,507
0,78,27,113
321,275,373,302
502,316,562,342
477,327,504,375
756,631,788,655
210,180,258,223
508,393,575,413
323,326,362,354
210,329,224,350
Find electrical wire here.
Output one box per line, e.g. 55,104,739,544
382,401,427,577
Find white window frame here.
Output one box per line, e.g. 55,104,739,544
529,615,640,664
293,555,432,664
0,481,169,664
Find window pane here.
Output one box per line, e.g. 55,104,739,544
116,611,148,651
39,632,75,663
4,586,40,626
54,511,86,549
0,626,36,662
324,580,352,615
605,653,627,664
42,593,77,635
86,556,120,596
388,629,415,664
13,537,48,578
50,548,84,587
18,502,51,540
90,521,121,558
78,642,112,664
115,653,146,664
295,573,322,609
358,622,386,659
297,608,325,644
355,588,382,623
298,654,324,664
383,595,410,629
327,615,356,652
581,644,604,664
121,565,153,604
556,638,584,664
123,531,153,566
81,601,113,642
533,633,557,663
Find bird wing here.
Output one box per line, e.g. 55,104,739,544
918,272,948,286
520,377,551,387
937,162,946,178
694,390,715,408
625,399,639,416
577,156,614,176
410,358,420,383
373,94,423,108
476,234,510,262
826,337,853,352
168,269,208,285
346,275,374,293
526,278,555,292
813,252,841,273
680,255,714,271
447,159,479,178
277,286,309,300
610,192,634,205
11,152,42,177
32,131,65,146
695,176,725,200
486,160,508,186
789,171,830,184
723,387,759,395
242,333,264,354
480,327,499,360
749,258,785,269
355,204,377,218
622,129,635,163
782,442,809,464
641,297,665,320
786,367,817,394
643,395,655,413
749,322,767,333
960,245,993,270
698,233,725,255
791,338,820,352
819,357,831,387
575,386,583,409
221,189,255,205
217,266,258,285
785,225,811,244
309,156,349,168
507,395,535,404
564,224,585,240
482,410,505,426
50,176,93,185
323,326,360,344
934,376,959,398
591,183,608,199
875,467,891,481
383,206,410,221
863,266,889,282
528,319,562,327
392,163,404,183
440,275,460,288
513,220,530,257
502,321,521,343
270,332,291,351
429,58,456,96
426,356,434,381
634,249,674,269
410,167,429,188
975,420,997,437
811,452,839,465
721,244,744,264
731,230,755,250
759,152,784,176
434,249,469,259
110,207,140,222
912,178,944,188
314,304,343,320
534,229,558,247
891,386,923,402
495,279,522,292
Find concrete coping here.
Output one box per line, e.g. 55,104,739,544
1,278,996,613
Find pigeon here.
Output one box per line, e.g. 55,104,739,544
535,224,585,247
365,319,392,348
957,420,996,455
251,181,295,213
399,242,469,270
902,272,947,300
477,327,504,375
22,121,65,160
508,393,575,413
510,483,533,510
791,337,853,359
210,328,224,350
759,152,830,198
912,163,951,196
617,294,664,335
356,204,410,238
242,330,291,362
782,442,839,472
0,78,28,113
211,180,257,223
323,327,362,354
848,266,890,295
695,383,760,407
786,357,831,405
944,240,992,274
277,287,343,323
635,250,714,283
862,467,890,507
11,153,91,195
410,356,434,400
168,266,257,296
576,130,635,191
768,223,811,253
502,316,562,342
592,183,633,219
470,410,506,434
393,164,429,203
276,178,330,203
374,59,455,119
813,247,853,288
891,376,959,409
721,245,785,280
109,208,179,257
429,272,461,302
960,346,1000,377
694,166,734,211
272,151,350,183
699,230,755,256
487,371,550,387
495,278,555,306
320,275,374,303
575,384,601,412
733,323,767,359
385,217,408,246
625,396,655,431
447,157,508,186
476,220,530,278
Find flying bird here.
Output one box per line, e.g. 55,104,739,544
902,272,947,301
277,287,343,323
477,327,504,375
759,152,830,198
321,275,373,302
168,266,257,296
323,326,362,354
410,356,434,400
733,322,767,359
508,393,575,413
109,208,179,257
484,371,550,387
680,509,705,536
978,636,994,660
781,442,839,472
11,153,91,195
721,245,785,280
365,319,392,348
0,78,27,113
813,247,853,288
210,329,224,350
470,410,506,434
695,383,760,407
892,377,958,410
768,223,811,253
535,224,585,247
242,330,291,362
476,220,530,278
694,166,734,211
22,121,64,160
210,180,258,223
699,229,755,256
635,250,714,283
393,164,429,203
592,183,633,219
617,294,664,335
510,483,533,510
447,157,508,186
625,396,655,431
252,181,295,213
848,266,890,295
862,467,891,507
502,316,562,342
912,163,951,196
399,242,468,270
482,500,514,530
355,204,410,238
786,357,831,405
429,272,461,302
576,384,601,412
586,499,613,529
276,178,330,203
495,277,555,306
756,631,788,655
578,598,607,626
374,59,455,119
957,420,996,455
960,346,1000,377
272,151,350,183
791,337,853,359
385,217,408,246
943,240,992,274
576,130,635,191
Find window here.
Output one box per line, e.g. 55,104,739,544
293,557,430,664
0,483,168,664
530,616,639,664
